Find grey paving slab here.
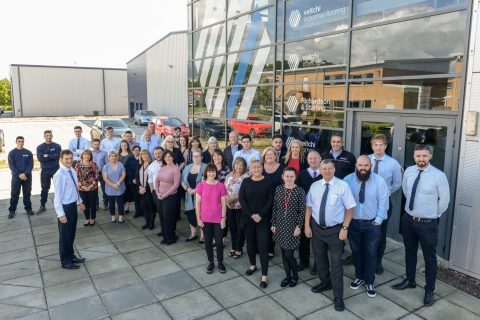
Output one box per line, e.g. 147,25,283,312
0,219,31,233
306,276,364,300
42,265,89,287
114,237,154,253
123,246,166,266
49,295,108,320
32,224,58,236
384,248,425,270
75,249,117,261
134,258,182,281
345,292,409,320
74,226,106,239
38,258,61,272
0,237,35,254
16,310,50,320
74,234,112,249
0,260,40,282
415,298,480,320
301,306,361,320
33,231,58,246
80,243,118,253
100,283,157,316
377,280,434,312
0,303,44,320
205,276,264,308
146,270,201,300
379,257,406,276
0,247,37,266
187,263,240,287
270,283,332,318
44,278,97,308
445,290,480,316
162,289,223,320
106,229,144,243
112,303,172,320
413,272,457,297
228,295,295,320
36,243,59,258
398,315,424,320
0,227,31,243
170,248,207,269
243,264,297,294
1,273,43,288
0,287,47,309
201,311,235,320
91,267,142,293
0,284,39,300
84,254,131,276
159,238,202,256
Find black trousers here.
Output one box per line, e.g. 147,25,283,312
152,191,164,230
377,198,393,265
401,213,439,292
58,202,78,266
158,194,177,243
97,173,108,206
9,174,32,213
298,231,311,267
108,195,124,216
227,208,244,252
244,220,270,276
282,248,298,280
79,190,97,220
130,183,142,216
311,219,344,299
185,209,198,227
40,168,58,206
140,189,156,227
204,222,224,263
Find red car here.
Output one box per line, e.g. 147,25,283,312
229,116,272,137
153,116,190,138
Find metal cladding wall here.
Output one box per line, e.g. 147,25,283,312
127,31,188,123
10,65,127,117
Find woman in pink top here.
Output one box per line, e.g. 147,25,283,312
196,163,227,274
155,150,181,245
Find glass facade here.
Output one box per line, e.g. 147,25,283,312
187,0,469,150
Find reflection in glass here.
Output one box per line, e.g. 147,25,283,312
227,47,274,86
404,125,447,170
285,0,349,41
193,0,226,30
227,123,272,150
226,86,273,121
359,121,394,156
350,11,466,77
193,24,227,61
282,126,340,154
284,33,348,83
192,118,228,142
228,0,274,17
282,83,345,128
348,78,461,111
193,89,226,118
353,0,467,26
277,0,284,42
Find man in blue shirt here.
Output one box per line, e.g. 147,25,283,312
92,139,108,210
233,135,261,168
368,134,402,274
36,130,62,214
344,155,389,298
67,126,90,163
8,136,34,218
53,150,85,270
124,131,139,150
139,130,158,159
392,144,450,307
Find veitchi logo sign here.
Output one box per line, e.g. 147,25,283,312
287,96,299,114
288,54,300,71
289,10,301,28
285,96,330,114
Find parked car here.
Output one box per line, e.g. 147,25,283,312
153,116,190,138
133,110,156,125
193,118,229,140
229,116,272,137
90,119,134,141
0,128,4,152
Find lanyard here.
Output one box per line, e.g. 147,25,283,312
141,163,150,187
284,188,293,216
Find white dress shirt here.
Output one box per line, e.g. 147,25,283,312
68,137,90,161
147,160,162,191
100,137,121,154
368,154,402,195
53,164,82,217
233,148,261,167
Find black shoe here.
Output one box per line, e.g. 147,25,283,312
334,298,345,312
25,210,34,216
289,278,298,287
342,255,354,266
36,206,46,215
73,256,86,263
424,290,435,306
206,262,215,274
125,209,130,214
157,232,163,237
375,262,384,275
297,263,308,272
199,239,205,244
186,235,198,242
268,253,274,260
310,266,317,276
133,214,142,218
245,267,257,276
8,211,15,219
311,282,332,293
280,278,290,287
166,240,176,245
260,281,268,289
141,225,148,230
218,262,226,273
175,234,180,241
62,263,80,270
392,279,416,290
148,225,154,230
160,240,167,244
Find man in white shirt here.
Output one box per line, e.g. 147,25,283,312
68,126,90,162
148,147,164,235
141,122,163,146
53,150,85,270
233,135,260,168
100,126,121,153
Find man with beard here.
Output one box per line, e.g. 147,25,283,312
344,155,389,298
392,144,450,307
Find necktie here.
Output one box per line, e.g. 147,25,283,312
76,138,80,150
359,180,366,204
68,169,80,201
408,170,423,211
374,159,380,174
313,171,317,178
319,183,329,227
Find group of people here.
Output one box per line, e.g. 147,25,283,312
7,122,450,312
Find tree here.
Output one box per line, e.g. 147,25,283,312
0,78,12,107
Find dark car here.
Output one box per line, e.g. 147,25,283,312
90,119,134,141
193,118,228,140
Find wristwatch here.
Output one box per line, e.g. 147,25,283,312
342,225,349,230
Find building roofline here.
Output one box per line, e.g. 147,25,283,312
126,30,188,64
9,64,126,71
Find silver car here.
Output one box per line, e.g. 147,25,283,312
133,110,156,126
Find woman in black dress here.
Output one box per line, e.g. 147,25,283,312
271,167,306,287
239,159,274,288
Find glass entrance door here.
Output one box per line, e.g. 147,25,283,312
353,114,456,252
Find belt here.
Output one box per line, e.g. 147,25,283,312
352,218,375,222
312,219,342,230
410,215,437,223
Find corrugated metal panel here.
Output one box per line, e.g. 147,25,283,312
17,66,103,116
146,33,188,123
127,53,148,111
458,141,480,206
470,216,480,274
468,73,480,113
451,205,473,269
104,70,128,115
9,66,22,116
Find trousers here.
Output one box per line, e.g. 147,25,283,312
40,168,58,206
9,174,32,212
58,202,78,266
204,222,224,263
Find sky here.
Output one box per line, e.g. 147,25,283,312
0,0,188,78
